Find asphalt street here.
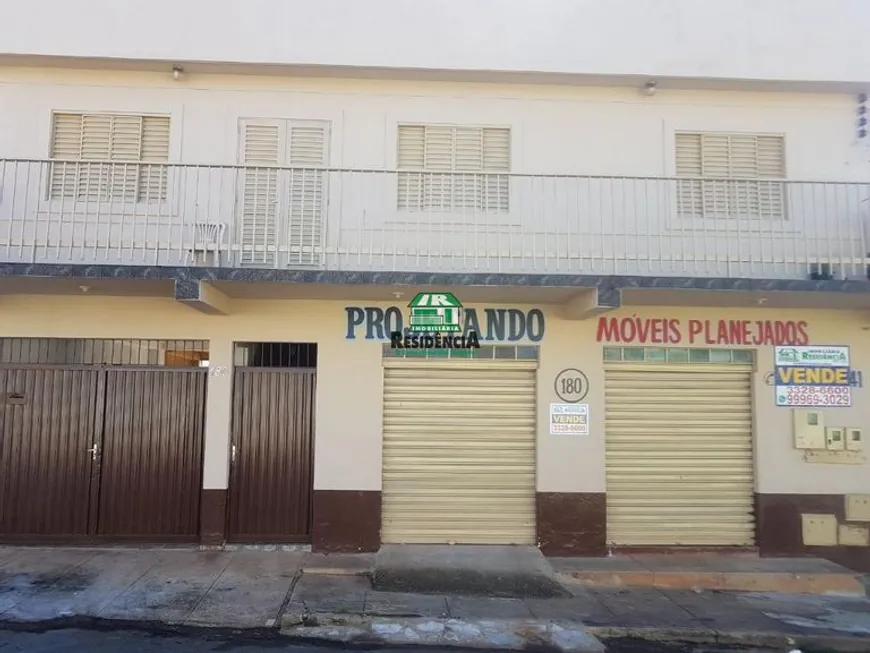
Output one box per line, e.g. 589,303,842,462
0,627,797,653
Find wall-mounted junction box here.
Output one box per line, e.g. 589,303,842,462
839,524,870,547
801,513,839,546
845,495,870,522
845,427,863,452
794,409,825,449
826,427,845,450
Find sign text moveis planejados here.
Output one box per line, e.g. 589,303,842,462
345,306,545,341
596,316,809,346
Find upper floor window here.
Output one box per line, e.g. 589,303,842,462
675,132,786,219
237,118,330,267
397,124,510,212
49,112,171,202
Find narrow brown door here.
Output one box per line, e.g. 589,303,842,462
0,367,103,540
96,368,206,541
228,368,315,542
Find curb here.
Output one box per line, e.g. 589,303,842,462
591,626,870,653
3,615,870,652
301,567,372,577
557,570,868,597
280,613,605,652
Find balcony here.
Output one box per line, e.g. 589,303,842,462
0,158,868,281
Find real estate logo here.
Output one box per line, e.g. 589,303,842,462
390,292,480,350
408,292,462,332
774,345,850,367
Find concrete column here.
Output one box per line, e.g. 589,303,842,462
200,336,234,544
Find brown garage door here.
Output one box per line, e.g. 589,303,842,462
0,364,206,542
0,367,104,540
97,368,207,540
227,368,315,542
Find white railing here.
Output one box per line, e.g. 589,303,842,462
0,158,868,280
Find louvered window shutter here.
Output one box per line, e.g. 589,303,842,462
675,133,703,216
699,134,731,218
482,127,510,211
755,135,786,218
107,116,143,201
240,121,280,266
676,132,785,219
138,116,171,201
49,113,170,202
287,121,328,263
50,114,85,198
397,124,510,212
397,126,425,210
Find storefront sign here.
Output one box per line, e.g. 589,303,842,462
346,302,545,342
596,317,809,346
774,345,851,407
550,403,589,435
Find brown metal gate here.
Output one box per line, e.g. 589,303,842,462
0,367,104,540
97,369,206,540
0,366,206,542
227,368,315,542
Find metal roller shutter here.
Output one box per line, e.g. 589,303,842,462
605,363,755,546
382,359,537,545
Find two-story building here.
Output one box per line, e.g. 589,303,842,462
0,0,869,572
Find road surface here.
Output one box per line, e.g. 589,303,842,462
0,626,793,653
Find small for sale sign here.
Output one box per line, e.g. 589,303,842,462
774,345,851,407
549,403,589,435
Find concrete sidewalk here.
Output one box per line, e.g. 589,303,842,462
0,547,869,652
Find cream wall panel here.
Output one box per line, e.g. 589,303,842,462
202,338,234,489
1,296,868,496
0,295,384,492
536,313,606,493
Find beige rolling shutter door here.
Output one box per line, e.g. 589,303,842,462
382,360,537,544
605,364,755,546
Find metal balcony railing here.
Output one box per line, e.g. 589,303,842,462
0,158,868,280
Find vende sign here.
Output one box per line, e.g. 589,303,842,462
596,317,810,346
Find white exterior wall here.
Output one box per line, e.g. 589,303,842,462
1,0,869,85
2,69,868,175
0,68,869,276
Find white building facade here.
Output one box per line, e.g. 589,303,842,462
0,1,869,571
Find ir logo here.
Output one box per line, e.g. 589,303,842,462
554,368,589,403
